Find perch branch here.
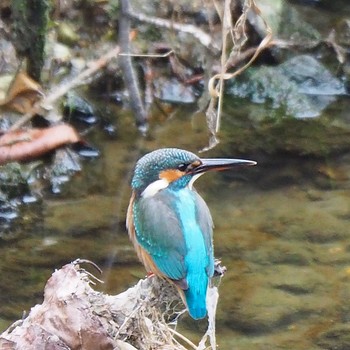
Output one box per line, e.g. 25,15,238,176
0,262,195,350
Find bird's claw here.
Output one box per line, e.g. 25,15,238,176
214,259,227,277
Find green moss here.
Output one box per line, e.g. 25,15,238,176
11,0,50,81
219,105,350,157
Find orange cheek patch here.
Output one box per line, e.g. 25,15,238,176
159,169,184,182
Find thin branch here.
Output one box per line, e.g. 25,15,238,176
203,0,273,152
208,0,273,100
127,9,220,54
164,325,198,350
9,46,120,131
216,0,233,133
118,50,173,58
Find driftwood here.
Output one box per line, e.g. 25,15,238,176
0,261,216,350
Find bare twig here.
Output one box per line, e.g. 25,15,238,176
164,326,197,350
216,0,234,134
9,46,120,131
208,1,273,98
127,8,221,54
203,0,272,151
119,50,173,58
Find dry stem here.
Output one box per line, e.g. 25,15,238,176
9,46,120,131
203,0,272,151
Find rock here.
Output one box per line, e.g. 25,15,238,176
45,148,81,194
253,0,321,43
63,92,99,125
227,55,346,119
52,42,72,63
153,77,197,104
219,104,350,156
279,55,346,96
222,283,314,333
267,265,327,295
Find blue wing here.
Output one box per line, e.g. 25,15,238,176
133,188,214,284
133,190,187,281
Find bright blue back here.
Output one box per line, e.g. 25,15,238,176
174,188,213,319
133,187,214,319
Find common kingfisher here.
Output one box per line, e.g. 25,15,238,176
127,148,256,319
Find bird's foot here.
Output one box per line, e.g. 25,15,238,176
214,259,227,277
146,271,155,278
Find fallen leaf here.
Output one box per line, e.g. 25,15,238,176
0,124,80,164
0,72,44,114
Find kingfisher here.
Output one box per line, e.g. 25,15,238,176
127,148,256,319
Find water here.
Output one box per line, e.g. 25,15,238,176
1,97,350,349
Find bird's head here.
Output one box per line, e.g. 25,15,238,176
131,148,256,197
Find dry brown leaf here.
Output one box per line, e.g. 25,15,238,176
0,72,44,114
0,124,80,164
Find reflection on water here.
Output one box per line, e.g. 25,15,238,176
0,98,350,349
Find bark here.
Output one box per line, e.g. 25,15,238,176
118,0,148,133
0,261,187,350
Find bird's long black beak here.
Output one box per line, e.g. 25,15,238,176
191,158,257,174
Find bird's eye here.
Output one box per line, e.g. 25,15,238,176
177,163,188,172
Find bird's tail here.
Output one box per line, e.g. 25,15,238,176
184,273,208,319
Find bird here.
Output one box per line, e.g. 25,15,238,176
126,148,256,319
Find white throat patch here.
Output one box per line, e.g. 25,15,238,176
141,178,169,198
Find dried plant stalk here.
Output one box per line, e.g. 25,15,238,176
204,0,273,151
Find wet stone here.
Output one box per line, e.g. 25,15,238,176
153,77,197,104
267,205,348,243
45,148,81,194
279,55,346,96
63,92,98,125
227,55,346,119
